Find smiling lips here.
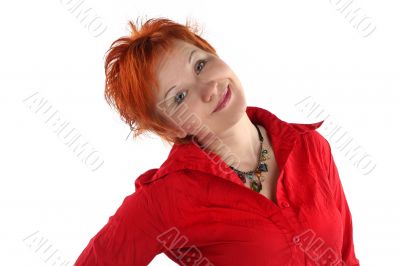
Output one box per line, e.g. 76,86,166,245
212,86,231,113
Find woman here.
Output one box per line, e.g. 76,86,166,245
75,17,360,265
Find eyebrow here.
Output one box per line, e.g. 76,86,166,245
163,49,197,101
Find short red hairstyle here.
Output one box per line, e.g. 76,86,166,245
104,17,217,145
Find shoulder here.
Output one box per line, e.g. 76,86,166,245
288,120,332,169
289,120,329,148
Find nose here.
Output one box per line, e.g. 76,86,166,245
200,80,218,103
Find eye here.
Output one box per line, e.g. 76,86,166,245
174,91,187,105
195,59,207,74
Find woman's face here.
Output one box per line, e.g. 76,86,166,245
155,39,247,143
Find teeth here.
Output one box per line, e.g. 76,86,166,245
220,90,227,105
222,87,228,99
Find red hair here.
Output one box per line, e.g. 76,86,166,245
104,17,217,145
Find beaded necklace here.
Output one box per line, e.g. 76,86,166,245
228,124,271,192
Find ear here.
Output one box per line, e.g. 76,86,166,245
175,128,187,138
165,122,187,139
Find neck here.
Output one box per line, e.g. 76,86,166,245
200,114,261,171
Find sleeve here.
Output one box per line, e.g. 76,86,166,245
321,136,361,266
74,189,166,266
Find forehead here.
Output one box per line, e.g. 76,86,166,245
155,40,199,93
156,40,197,78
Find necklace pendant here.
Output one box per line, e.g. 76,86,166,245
246,173,254,180
258,162,268,172
261,149,270,161
250,180,262,192
238,173,246,183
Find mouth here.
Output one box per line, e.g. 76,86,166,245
212,85,231,113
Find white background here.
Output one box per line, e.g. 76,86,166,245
1,0,399,265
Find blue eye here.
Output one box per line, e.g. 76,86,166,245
195,59,207,74
174,91,187,105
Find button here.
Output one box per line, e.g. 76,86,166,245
281,201,290,208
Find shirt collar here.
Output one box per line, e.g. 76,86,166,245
135,106,324,189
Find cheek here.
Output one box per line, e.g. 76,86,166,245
181,110,203,133
164,92,214,133
163,103,200,131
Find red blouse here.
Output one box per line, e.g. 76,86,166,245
75,106,360,266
